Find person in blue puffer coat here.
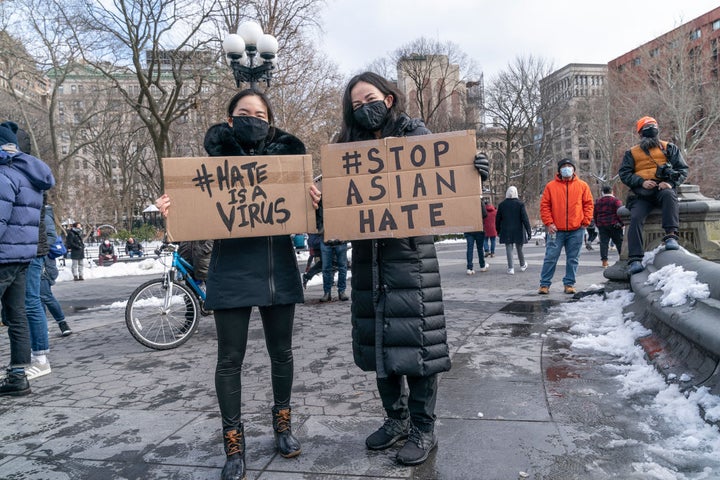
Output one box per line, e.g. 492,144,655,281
0,121,55,397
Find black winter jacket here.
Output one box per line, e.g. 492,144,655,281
65,228,85,260
347,114,451,378
203,123,305,310
496,198,532,245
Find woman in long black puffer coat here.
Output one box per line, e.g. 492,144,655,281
157,89,304,480
309,72,488,467
495,185,532,275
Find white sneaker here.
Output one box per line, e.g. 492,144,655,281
466,269,475,275
26,360,51,380
479,265,490,272
520,264,528,272
507,268,515,275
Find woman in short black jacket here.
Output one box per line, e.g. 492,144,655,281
157,89,304,480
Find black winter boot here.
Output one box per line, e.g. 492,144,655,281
272,406,301,458
221,425,246,480
0,370,31,396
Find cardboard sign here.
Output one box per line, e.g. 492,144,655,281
162,155,315,241
320,130,483,240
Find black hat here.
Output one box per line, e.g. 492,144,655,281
557,158,575,171
0,121,18,146
16,128,31,154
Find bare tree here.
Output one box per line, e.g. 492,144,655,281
75,0,222,193
393,37,478,132
608,24,720,197
485,55,554,209
2,0,113,225
214,0,343,171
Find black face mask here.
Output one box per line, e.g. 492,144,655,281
640,126,658,138
231,116,269,144
353,100,388,131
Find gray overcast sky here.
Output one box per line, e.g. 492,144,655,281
318,1,720,80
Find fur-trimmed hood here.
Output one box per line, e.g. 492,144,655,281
203,122,306,157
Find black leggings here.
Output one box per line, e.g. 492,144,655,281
214,304,295,430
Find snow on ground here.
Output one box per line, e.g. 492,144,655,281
547,262,720,479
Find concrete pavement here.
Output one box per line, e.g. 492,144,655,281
0,242,712,479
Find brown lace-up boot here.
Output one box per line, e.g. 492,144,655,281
221,425,246,480
272,406,301,458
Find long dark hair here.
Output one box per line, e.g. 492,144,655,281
226,88,275,125
226,88,276,144
337,71,407,143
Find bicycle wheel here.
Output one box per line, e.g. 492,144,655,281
125,278,200,350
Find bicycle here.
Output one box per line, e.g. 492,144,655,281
125,242,212,350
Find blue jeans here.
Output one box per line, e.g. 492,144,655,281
128,250,144,258
40,278,65,323
26,256,50,354
320,242,348,294
539,229,584,287
464,232,486,270
0,263,31,368
483,236,496,255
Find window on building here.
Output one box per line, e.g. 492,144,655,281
579,150,590,160
690,28,702,40
633,57,642,66
713,19,720,31
649,47,660,58
70,84,76,94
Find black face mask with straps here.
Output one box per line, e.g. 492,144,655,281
231,116,269,145
353,100,388,131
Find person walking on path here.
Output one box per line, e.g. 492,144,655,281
618,116,688,275
483,200,498,258
12,126,57,381
464,200,489,275
0,121,55,396
495,186,532,275
538,158,594,295
42,204,71,336
157,88,305,480
302,232,323,289
309,71,490,466
65,222,85,280
594,185,624,269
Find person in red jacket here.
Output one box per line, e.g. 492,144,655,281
538,158,594,295
482,200,498,258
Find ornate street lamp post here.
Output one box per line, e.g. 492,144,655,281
222,21,279,89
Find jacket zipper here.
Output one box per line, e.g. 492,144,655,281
268,236,275,303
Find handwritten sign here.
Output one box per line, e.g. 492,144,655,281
162,155,315,241
320,130,483,240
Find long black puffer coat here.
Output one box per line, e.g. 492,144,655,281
495,198,532,245
203,123,305,310
348,114,451,379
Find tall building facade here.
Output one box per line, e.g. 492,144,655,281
539,63,608,188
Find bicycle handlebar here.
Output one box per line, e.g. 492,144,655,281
154,242,178,256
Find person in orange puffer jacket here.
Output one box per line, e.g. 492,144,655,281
537,158,594,295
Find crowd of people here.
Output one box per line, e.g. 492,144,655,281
2,69,689,480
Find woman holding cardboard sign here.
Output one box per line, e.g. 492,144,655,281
309,71,489,466
157,89,304,480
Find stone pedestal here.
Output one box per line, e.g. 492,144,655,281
617,184,720,261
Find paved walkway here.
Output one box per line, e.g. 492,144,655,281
0,242,697,479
